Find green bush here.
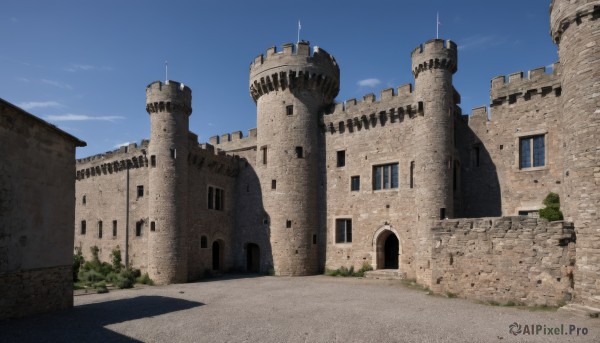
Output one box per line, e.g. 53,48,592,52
105,271,119,284
79,269,104,286
94,281,109,293
73,248,85,282
539,192,564,221
136,273,155,285
326,263,373,277
111,247,123,272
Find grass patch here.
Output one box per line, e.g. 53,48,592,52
325,263,373,278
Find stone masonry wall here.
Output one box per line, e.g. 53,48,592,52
464,64,564,217
75,142,150,270
0,100,82,319
427,217,576,306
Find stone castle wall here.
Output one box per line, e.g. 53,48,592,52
462,64,564,217
1,99,83,319
426,217,575,306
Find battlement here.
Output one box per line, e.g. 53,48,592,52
188,142,241,178
411,39,458,78
490,63,561,105
550,0,599,44
249,42,340,102
322,83,420,136
75,140,150,180
146,80,192,116
208,128,257,152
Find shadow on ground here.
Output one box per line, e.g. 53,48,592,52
0,296,203,342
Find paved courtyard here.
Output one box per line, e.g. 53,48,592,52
1,275,599,342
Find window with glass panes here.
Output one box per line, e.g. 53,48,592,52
373,163,399,190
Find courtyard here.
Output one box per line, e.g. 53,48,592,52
1,275,599,342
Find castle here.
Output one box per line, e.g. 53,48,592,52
74,0,600,311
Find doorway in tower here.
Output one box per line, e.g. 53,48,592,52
374,227,400,270
246,243,260,273
212,240,223,271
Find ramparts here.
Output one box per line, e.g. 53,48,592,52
208,128,257,153
490,63,561,106
427,217,576,306
321,84,418,135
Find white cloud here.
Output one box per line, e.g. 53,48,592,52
65,64,113,72
41,79,73,90
44,113,125,122
458,35,499,51
357,78,381,88
113,142,131,148
17,101,63,110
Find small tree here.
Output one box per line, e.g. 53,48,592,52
539,192,564,221
73,247,84,282
111,247,123,272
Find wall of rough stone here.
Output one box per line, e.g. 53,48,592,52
75,142,150,270
425,217,576,306
551,0,600,308
0,100,83,318
464,65,564,218
322,86,424,279
186,142,239,279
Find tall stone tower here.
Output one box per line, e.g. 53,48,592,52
411,39,457,221
550,0,600,306
145,80,191,284
249,42,339,275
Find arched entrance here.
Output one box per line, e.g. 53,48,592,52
373,226,401,270
383,234,399,269
212,241,221,270
246,243,260,273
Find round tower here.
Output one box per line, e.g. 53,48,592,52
550,0,600,305
249,42,339,275
145,80,191,284
410,39,457,222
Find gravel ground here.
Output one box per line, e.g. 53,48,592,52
1,275,599,343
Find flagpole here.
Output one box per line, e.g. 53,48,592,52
297,20,301,44
165,60,168,82
436,12,439,39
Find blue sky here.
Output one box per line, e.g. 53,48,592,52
1,1,557,158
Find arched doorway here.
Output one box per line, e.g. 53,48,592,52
246,243,260,273
383,234,399,269
212,241,221,270
373,226,401,270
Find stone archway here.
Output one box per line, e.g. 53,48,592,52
372,225,401,270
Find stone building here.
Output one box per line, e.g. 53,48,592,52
0,98,86,319
74,0,599,311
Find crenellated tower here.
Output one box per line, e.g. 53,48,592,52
550,0,600,306
249,41,340,275
411,39,457,222
145,80,191,284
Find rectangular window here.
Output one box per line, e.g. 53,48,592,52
136,221,142,237
201,235,208,248
373,163,399,190
208,186,214,209
208,186,224,211
295,146,303,158
112,220,117,237
170,148,177,159
137,185,144,198
150,221,155,231
215,188,223,211
286,220,292,228
150,155,156,167
286,105,294,116
440,208,446,220
98,221,103,239
518,210,540,218
351,176,360,191
81,220,86,235
261,146,267,164
312,234,317,245
410,161,415,188
271,180,276,190
335,219,352,243
337,150,345,167
82,195,86,205
520,135,545,169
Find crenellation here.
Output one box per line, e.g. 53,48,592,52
490,64,561,105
